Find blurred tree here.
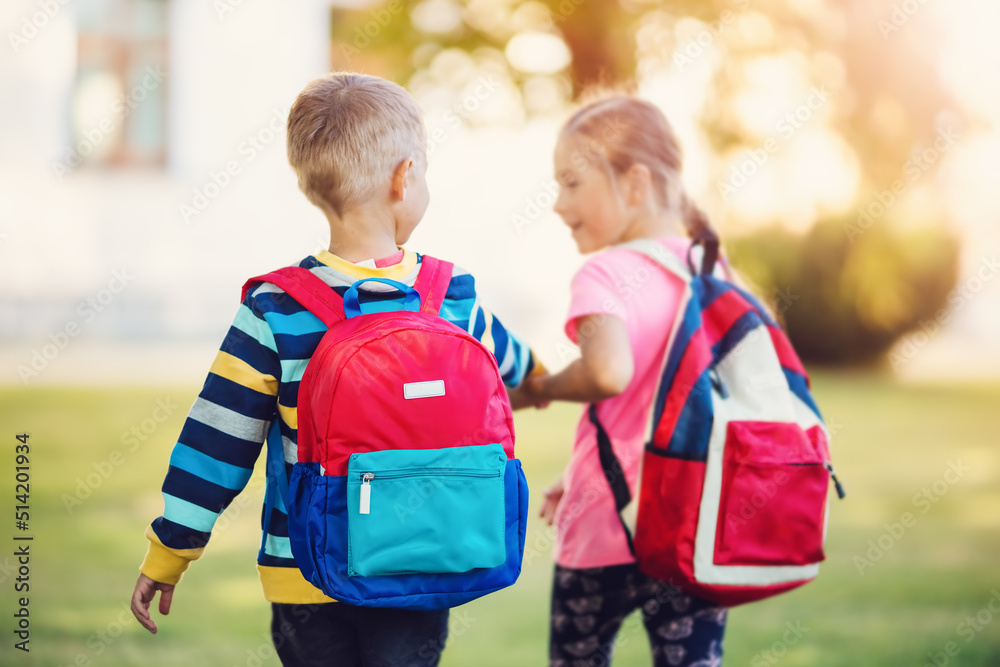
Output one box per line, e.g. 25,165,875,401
331,0,957,179
727,219,960,365
331,0,636,98
329,0,962,364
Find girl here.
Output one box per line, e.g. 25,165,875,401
523,96,729,667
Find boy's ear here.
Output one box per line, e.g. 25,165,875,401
390,158,414,202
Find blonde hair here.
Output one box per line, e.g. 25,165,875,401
286,72,425,216
561,94,717,252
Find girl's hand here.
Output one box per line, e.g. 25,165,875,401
539,479,565,525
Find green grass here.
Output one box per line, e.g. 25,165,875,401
1,372,999,666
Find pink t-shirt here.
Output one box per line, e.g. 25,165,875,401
553,236,691,568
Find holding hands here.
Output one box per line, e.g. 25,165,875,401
507,371,551,411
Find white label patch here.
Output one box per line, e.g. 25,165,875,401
403,380,446,399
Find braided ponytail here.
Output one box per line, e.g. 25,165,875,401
681,193,715,243
680,193,720,275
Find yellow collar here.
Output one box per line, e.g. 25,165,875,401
313,248,418,281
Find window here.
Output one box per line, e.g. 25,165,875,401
70,0,168,169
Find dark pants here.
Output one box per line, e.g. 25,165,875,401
271,602,449,667
550,563,727,667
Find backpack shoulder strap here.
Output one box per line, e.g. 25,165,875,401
618,239,693,283
413,255,455,315
588,404,636,556
261,420,289,532
243,256,454,324
241,267,346,327
622,239,735,283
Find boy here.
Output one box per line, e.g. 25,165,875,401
129,72,542,666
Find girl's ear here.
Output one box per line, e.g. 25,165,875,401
623,163,653,208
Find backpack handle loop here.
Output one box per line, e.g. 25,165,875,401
342,278,421,319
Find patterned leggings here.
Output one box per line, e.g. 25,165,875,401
549,563,728,667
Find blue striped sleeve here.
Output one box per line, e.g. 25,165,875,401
150,294,278,551
232,304,278,352
169,443,255,490
441,269,537,388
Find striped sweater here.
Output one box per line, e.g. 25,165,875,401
139,249,537,603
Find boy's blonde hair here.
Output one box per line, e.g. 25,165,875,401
287,72,425,216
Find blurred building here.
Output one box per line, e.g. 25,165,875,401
0,0,344,383
0,0,997,385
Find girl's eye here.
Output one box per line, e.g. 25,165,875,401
563,181,578,189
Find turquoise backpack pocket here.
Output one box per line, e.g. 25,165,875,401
346,444,508,577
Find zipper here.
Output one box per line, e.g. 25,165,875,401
359,473,374,515
708,366,729,398
360,468,500,481
824,462,846,499
777,461,847,500
357,468,501,515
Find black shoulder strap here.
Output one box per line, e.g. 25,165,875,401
588,404,635,556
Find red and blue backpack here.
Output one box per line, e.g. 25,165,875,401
592,238,845,607
242,256,528,610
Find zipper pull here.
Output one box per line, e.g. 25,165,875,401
824,462,846,499
708,367,729,398
360,473,373,514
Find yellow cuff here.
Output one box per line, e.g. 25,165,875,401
257,565,337,604
139,525,204,585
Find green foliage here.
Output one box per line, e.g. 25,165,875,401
726,219,960,365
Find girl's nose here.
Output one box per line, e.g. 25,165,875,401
553,189,569,219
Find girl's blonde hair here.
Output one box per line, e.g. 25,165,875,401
561,94,719,264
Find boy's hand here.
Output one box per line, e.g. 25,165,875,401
507,373,550,411
130,573,175,634
539,479,564,525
